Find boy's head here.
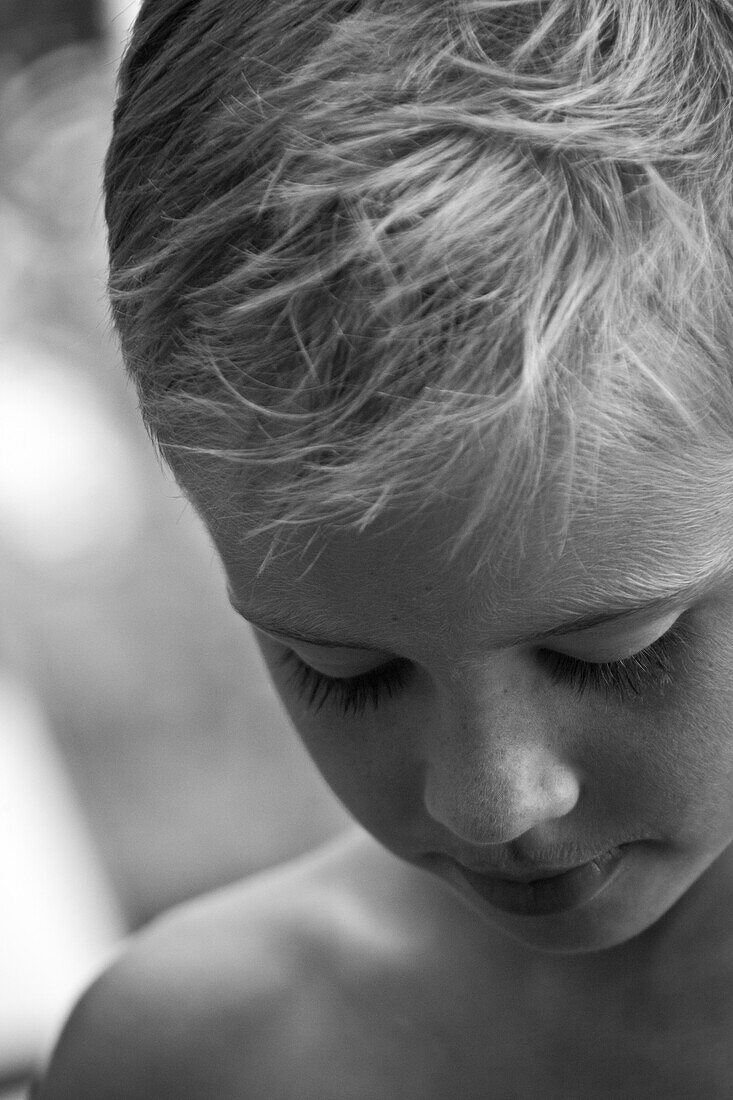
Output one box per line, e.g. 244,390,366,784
105,0,733,955
105,0,733,570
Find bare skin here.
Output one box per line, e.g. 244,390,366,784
39,826,733,1099
38,434,733,1097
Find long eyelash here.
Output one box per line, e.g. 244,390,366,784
539,619,693,701
277,651,411,717
279,619,695,717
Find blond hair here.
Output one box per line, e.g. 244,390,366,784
105,0,733,569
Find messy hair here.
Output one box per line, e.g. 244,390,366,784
105,0,733,569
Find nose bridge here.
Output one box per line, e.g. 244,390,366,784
422,679,581,846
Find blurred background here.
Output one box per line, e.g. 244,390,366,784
0,1,349,1092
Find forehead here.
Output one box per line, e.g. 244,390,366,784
189,437,733,650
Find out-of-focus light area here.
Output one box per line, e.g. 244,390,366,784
0,341,142,563
0,2,349,1092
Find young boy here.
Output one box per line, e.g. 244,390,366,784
38,1,733,1096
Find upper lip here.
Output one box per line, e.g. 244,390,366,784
432,847,625,883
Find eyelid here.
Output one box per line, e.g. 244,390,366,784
256,625,365,650
258,629,390,674
546,611,683,663
255,610,685,669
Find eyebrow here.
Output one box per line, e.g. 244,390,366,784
230,578,712,653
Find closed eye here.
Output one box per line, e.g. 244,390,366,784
537,617,692,700
276,649,412,716
274,617,695,717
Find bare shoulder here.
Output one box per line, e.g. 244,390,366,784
36,829,452,1100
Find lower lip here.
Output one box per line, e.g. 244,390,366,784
452,847,627,917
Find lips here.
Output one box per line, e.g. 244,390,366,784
445,846,627,916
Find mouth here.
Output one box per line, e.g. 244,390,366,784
437,846,629,917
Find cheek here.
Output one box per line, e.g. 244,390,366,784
669,622,733,838
594,644,733,847
663,680,733,843
260,646,414,831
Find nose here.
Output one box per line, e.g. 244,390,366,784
422,694,582,847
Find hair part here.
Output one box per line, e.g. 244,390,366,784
105,0,733,571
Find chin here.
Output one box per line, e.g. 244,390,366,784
484,903,662,956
